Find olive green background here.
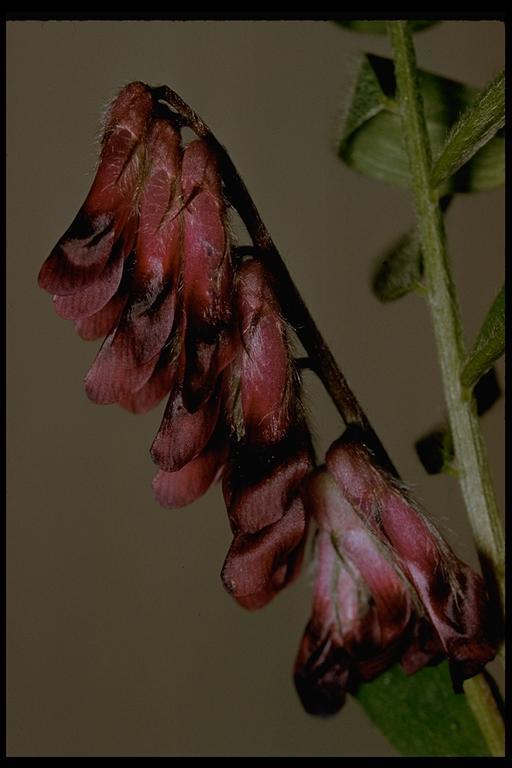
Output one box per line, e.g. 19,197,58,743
6,20,504,757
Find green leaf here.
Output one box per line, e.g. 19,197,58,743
372,228,423,302
335,20,438,34
356,662,490,756
461,286,505,390
415,425,455,475
339,54,504,192
415,368,501,474
430,71,505,189
372,196,452,302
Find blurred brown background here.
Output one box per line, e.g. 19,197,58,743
6,20,504,757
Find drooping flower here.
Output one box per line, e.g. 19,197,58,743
294,438,498,715
326,437,499,680
151,258,315,608
38,81,315,611
295,470,420,715
219,261,315,608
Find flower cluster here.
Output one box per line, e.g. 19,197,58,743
294,436,498,715
39,81,498,715
38,82,313,609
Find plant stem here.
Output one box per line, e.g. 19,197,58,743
464,675,505,757
388,19,504,753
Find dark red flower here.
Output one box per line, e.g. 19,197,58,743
217,261,314,608
326,437,498,679
294,437,498,715
295,470,418,715
39,81,315,612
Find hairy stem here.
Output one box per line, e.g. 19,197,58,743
388,19,504,752
464,675,505,757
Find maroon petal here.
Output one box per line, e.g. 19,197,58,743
52,213,137,321
236,260,293,444
38,82,153,295
223,438,312,534
150,376,222,473
84,120,184,404
305,471,415,678
74,290,128,341
294,626,351,717
153,431,228,508
39,214,117,296
381,489,497,677
118,346,180,414
326,438,498,678
182,140,232,332
84,317,169,404
306,470,413,645
221,496,307,608
399,617,444,675
293,532,351,716
53,242,124,321
182,327,237,413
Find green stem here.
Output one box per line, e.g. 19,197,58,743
464,675,505,757
388,19,504,753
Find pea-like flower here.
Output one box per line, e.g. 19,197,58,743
294,439,498,715
38,82,314,611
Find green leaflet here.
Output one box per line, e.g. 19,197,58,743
414,368,501,475
356,663,490,756
335,21,437,34
372,228,424,302
415,425,455,476
372,197,451,303
339,55,504,192
431,71,505,189
461,286,505,390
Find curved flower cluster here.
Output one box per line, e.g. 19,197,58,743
39,81,498,715
294,437,498,715
38,82,313,609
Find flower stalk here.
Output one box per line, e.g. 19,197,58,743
388,19,504,754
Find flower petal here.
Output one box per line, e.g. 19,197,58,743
118,345,180,414
84,120,184,405
182,327,237,413
52,213,137,321
236,260,292,444
293,532,351,716
326,438,498,678
38,82,152,295
150,375,222,472
74,289,128,341
221,496,307,608
223,430,313,533
152,429,227,508
182,140,232,333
